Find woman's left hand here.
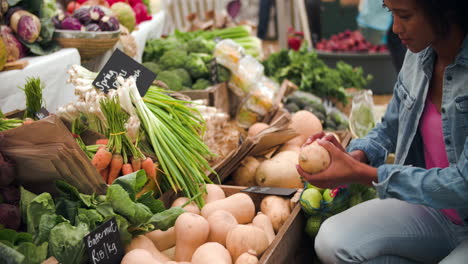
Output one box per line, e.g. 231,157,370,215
296,138,378,189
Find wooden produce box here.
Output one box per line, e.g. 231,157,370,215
160,185,312,264
179,82,230,114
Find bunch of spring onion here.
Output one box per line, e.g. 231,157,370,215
20,77,45,120
0,117,23,132
116,76,217,207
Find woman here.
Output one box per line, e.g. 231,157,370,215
297,0,468,263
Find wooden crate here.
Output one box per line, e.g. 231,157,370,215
179,82,230,114
160,185,313,264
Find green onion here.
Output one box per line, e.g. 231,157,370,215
0,118,23,132
21,77,44,119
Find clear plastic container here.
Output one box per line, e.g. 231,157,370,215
228,55,264,96
214,39,245,72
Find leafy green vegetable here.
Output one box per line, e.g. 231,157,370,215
0,241,25,264
15,242,48,264
106,184,152,225
48,222,88,264
159,49,189,70
136,192,166,214
142,62,162,75
112,170,148,201
172,68,192,88
26,193,55,235
186,37,215,54
34,214,67,245
263,43,372,104
155,71,184,91
148,207,185,231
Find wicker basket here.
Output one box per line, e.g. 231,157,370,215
54,29,121,61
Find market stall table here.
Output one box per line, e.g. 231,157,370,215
82,11,167,72
0,48,80,114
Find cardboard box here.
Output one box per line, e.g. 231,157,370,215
160,184,312,264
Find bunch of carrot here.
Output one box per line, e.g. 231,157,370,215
91,96,158,186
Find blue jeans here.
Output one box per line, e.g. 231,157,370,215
315,198,468,263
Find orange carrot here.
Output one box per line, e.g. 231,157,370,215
122,163,133,175
131,157,142,172
92,148,112,171
107,154,124,184
23,118,34,125
99,166,109,183
141,157,156,181
96,138,109,145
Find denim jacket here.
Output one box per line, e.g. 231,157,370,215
347,35,468,225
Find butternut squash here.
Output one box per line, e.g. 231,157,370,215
201,193,255,224
232,156,261,187
226,225,269,262
289,110,323,142
191,242,232,264
171,197,200,215
203,184,226,204
121,249,162,264
162,246,176,260
207,210,238,246
235,250,259,264
252,212,275,244
260,195,291,232
175,212,210,261
145,226,176,251
247,122,269,137
255,151,303,188
125,235,171,263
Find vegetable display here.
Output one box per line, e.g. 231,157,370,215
53,5,120,32
0,172,184,264
315,30,388,53
60,65,216,207
263,43,373,104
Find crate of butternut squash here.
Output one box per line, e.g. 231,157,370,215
122,184,305,264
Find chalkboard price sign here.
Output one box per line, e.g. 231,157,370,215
241,186,297,197
92,49,156,96
84,218,124,264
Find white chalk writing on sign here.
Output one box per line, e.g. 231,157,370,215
94,69,143,91
87,220,119,264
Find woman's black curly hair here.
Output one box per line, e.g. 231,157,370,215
385,0,468,34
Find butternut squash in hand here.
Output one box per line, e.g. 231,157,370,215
171,197,201,215
255,151,303,188
252,212,275,244
191,242,232,264
201,193,255,224
207,210,238,246
145,226,176,251
203,184,226,204
235,250,259,264
121,249,162,264
226,225,269,262
260,195,291,232
175,213,210,261
125,235,171,263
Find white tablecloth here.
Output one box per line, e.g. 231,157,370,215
83,11,166,72
0,48,80,114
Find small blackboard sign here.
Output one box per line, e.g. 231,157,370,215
35,107,49,120
241,186,297,197
84,218,124,264
92,49,156,96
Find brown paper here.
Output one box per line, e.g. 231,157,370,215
0,116,106,195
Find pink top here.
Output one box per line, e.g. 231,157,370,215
420,96,463,225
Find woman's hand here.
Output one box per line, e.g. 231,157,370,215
297,138,378,189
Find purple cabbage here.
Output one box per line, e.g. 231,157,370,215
0,186,20,204
0,203,21,230
0,25,26,62
99,16,119,31
61,16,83,31
52,15,62,29
73,7,92,25
85,23,101,32
89,6,104,22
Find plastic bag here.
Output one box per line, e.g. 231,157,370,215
299,183,350,217
228,55,264,96
349,90,376,138
214,39,245,72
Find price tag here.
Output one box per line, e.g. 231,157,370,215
84,218,124,264
241,186,297,197
92,49,156,96
35,107,50,120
